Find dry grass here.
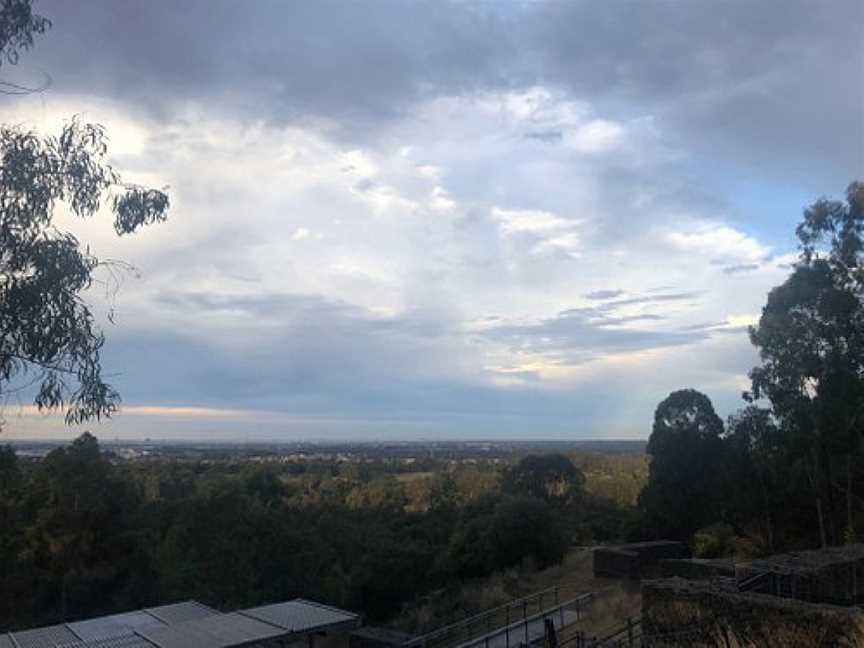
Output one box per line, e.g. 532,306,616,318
391,549,642,641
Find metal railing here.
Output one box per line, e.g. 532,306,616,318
451,594,594,648
561,616,640,648
404,588,593,648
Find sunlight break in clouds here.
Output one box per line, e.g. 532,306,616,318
5,0,860,439
0,90,797,439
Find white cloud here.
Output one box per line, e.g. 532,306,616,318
0,86,797,438
292,227,311,241
667,224,769,262
490,207,575,235
427,186,456,213
415,164,442,179
567,119,626,153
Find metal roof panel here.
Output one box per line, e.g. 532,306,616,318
241,599,359,633
9,624,80,648
55,632,158,648
68,611,166,642
138,623,227,648
144,601,218,625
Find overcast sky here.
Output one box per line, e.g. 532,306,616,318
4,0,863,440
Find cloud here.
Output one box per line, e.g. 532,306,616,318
568,119,626,154
5,2,848,438
584,289,625,301
482,299,707,368
667,225,769,262
722,263,760,275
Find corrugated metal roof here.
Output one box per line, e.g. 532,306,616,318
188,612,285,644
241,598,360,632
3,598,358,648
139,612,284,648
55,633,157,648
9,623,80,648
67,611,166,642
143,601,217,625
136,622,221,648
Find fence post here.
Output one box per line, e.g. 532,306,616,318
524,618,529,646
627,617,633,647
544,618,557,648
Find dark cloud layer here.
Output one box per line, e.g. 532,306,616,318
25,0,862,182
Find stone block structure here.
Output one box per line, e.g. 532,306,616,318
660,557,736,581
641,577,864,647
593,541,690,579
735,543,864,605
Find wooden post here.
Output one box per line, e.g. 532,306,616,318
627,617,633,647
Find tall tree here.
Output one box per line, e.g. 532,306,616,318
639,389,725,540
0,1,169,428
748,182,864,546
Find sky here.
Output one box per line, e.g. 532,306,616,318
2,0,863,441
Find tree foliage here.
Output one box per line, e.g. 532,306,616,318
0,437,597,627
0,1,169,426
639,389,724,540
503,453,585,507
0,0,50,68
748,181,864,545
639,183,864,552
0,119,169,425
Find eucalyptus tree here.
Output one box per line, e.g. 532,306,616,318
748,182,864,545
0,0,170,428
639,389,725,540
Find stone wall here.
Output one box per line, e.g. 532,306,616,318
660,558,735,581
593,541,689,579
642,577,864,647
736,543,864,605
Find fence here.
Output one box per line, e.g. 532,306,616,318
561,617,640,648
404,589,593,648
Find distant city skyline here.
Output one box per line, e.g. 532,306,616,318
2,0,862,440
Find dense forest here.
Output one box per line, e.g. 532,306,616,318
0,437,644,628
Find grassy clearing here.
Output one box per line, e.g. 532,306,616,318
395,472,436,483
